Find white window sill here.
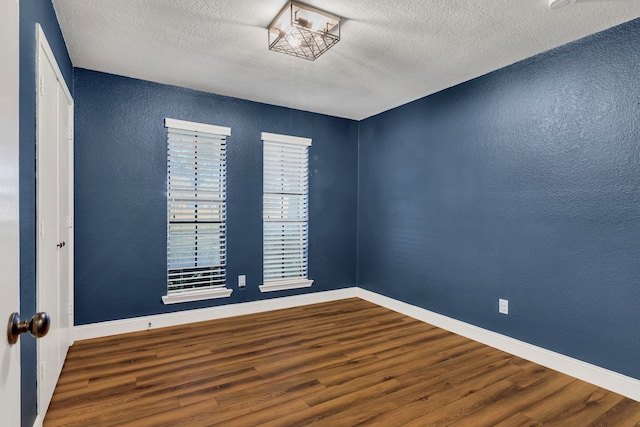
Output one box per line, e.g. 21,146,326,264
162,287,233,305
259,279,313,293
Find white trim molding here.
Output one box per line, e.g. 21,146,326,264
356,288,640,402
32,415,43,427
165,118,231,136
73,287,640,402
36,24,73,104
259,279,314,293
162,288,233,304
261,132,312,146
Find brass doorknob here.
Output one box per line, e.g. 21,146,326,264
7,312,50,345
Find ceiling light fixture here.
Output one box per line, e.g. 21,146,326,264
267,1,341,61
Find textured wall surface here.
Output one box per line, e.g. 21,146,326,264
73,69,358,325
19,1,73,425
358,18,640,380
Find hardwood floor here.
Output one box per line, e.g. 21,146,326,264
45,298,640,426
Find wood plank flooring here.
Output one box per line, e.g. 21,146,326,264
44,298,640,426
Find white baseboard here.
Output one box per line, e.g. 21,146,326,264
72,286,640,402
356,288,640,402
74,287,359,341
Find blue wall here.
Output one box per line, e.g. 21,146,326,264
357,18,640,380
73,69,358,325
19,1,73,425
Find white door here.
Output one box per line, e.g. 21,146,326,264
36,24,74,418
57,80,75,357
0,0,22,425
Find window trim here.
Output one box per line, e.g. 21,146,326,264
261,132,311,147
165,118,231,137
162,118,232,304
259,278,314,293
162,287,232,304
259,131,314,293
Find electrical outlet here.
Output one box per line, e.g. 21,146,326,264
499,299,509,315
238,275,246,288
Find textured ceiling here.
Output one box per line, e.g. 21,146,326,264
52,0,640,120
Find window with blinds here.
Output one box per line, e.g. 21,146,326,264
260,132,314,293
162,118,232,304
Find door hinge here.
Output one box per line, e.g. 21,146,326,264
40,361,46,380
39,220,45,239
67,215,74,228
67,127,73,140
68,304,74,316
39,76,45,96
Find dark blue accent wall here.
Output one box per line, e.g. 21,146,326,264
357,18,640,380
73,69,358,325
19,1,73,425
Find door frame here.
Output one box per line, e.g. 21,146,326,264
35,22,75,419
0,0,22,425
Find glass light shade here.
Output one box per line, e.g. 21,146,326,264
268,1,340,61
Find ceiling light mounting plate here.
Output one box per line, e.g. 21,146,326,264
267,1,341,61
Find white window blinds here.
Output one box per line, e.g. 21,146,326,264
163,118,232,304
260,132,313,293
